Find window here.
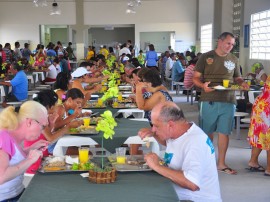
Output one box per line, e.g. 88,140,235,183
250,9,270,60
200,24,212,53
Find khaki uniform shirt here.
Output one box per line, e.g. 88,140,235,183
195,50,241,104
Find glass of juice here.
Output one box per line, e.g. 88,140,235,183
115,147,126,164
78,147,89,163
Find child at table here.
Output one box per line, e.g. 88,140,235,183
24,90,82,174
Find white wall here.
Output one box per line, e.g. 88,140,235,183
240,0,270,74
0,2,76,50
84,0,197,52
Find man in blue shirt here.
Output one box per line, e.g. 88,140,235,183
172,59,185,82
0,62,28,107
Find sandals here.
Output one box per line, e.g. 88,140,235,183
246,165,265,172
218,167,237,175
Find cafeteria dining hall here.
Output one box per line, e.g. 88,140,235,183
0,0,270,201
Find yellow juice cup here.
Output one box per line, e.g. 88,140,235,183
117,93,123,102
259,81,264,86
78,147,89,163
116,156,126,164
102,86,107,92
117,79,121,85
113,101,119,107
223,79,230,88
83,118,90,127
97,98,103,106
115,147,126,164
247,80,251,86
1,74,4,78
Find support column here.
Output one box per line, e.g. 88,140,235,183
70,0,89,61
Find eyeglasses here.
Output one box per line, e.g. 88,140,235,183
32,119,46,130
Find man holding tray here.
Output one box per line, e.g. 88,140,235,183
193,32,249,175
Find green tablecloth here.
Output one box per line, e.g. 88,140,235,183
19,172,178,202
71,118,150,153
89,106,120,116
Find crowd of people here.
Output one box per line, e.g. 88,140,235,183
0,32,269,201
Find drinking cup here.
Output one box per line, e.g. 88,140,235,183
97,98,103,106
78,147,89,163
223,79,230,88
117,93,123,102
83,118,90,127
115,147,126,164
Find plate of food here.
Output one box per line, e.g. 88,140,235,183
118,98,133,103
112,103,137,109
83,102,106,109
39,156,96,173
69,125,99,135
108,155,152,172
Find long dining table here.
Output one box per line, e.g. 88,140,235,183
53,118,150,156
19,170,179,202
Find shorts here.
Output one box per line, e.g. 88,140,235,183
199,101,235,135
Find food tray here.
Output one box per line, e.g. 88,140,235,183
69,125,99,135
39,156,94,173
83,102,106,109
108,155,152,172
212,86,249,91
112,103,137,109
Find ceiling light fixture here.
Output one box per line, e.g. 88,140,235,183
50,0,61,15
126,0,142,14
33,0,47,7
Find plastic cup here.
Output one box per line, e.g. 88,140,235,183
113,101,119,108
115,147,126,164
260,81,264,86
117,79,121,85
83,118,90,127
117,93,123,102
97,98,103,106
223,80,230,88
78,147,89,163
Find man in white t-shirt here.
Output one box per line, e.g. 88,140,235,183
165,53,176,78
43,59,58,83
138,102,222,202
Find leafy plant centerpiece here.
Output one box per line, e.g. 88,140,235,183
88,110,118,184
101,70,120,103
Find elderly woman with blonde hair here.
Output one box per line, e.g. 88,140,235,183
0,101,48,201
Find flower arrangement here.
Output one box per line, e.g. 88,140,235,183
101,70,120,102
88,110,118,183
96,110,117,140
105,55,116,69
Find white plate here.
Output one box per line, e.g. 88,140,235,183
213,85,226,90
82,109,92,114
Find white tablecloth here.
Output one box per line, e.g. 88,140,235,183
53,135,98,156
116,108,145,118
27,75,34,84
33,72,45,82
